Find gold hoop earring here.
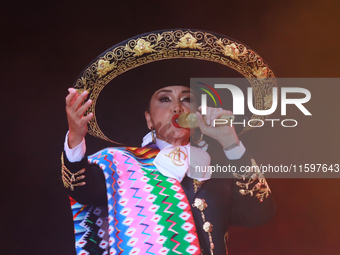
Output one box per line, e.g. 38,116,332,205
192,133,203,144
191,132,204,145
151,127,156,144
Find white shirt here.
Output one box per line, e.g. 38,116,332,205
64,131,246,163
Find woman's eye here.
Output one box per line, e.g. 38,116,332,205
160,97,171,102
182,97,192,102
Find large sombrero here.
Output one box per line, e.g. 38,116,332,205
73,29,276,145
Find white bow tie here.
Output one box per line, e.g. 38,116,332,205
153,144,211,182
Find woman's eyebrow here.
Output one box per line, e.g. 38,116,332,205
156,89,172,95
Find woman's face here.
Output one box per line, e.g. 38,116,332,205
145,86,197,146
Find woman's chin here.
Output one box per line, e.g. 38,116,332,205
165,129,190,142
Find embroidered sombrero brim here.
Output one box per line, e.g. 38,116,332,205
73,29,276,145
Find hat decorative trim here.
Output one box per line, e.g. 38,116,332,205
74,29,276,143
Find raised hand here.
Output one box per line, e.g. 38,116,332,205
65,88,93,148
196,106,239,149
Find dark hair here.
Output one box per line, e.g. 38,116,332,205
146,96,151,113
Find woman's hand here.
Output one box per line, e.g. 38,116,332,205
65,88,93,148
196,106,239,149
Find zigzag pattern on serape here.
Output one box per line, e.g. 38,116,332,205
70,147,201,255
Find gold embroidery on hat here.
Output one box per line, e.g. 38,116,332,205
217,41,247,61
164,147,187,166
97,59,116,78
73,30,276,143
132,39,155,56
252,66,268,78
264,93,273,109
176,33,202,49
124,34,163,57
75,77,92,95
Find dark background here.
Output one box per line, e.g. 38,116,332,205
1,0,340,254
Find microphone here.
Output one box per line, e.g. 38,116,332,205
172,113,235,129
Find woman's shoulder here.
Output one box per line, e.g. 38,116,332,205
89,146,159,157
88,146,160,168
